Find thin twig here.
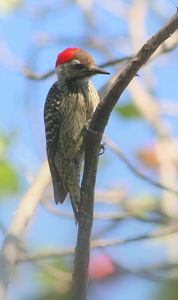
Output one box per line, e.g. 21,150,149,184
91,223,178,248
43,201,167,224
22,56,131,80
23,31,178,81
114,263,164,283
99,56,132,68
104,135,178,195
22,67,55,80
16,223,178,263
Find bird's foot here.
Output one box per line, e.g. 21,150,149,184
99,143,106,155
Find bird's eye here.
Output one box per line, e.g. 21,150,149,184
75,64,85,70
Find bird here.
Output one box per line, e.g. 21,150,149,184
44,47,110,220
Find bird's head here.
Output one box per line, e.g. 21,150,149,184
55,47,110,81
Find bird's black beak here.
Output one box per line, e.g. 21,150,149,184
89,65,110,75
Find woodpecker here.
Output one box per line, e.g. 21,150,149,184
44,47,109,220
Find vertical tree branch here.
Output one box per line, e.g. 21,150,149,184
73,131,102,300
73,11,178,300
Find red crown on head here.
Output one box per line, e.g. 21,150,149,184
55,47,81,68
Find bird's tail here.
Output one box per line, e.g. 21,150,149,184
53,154,82,223
48,159,68,204
61,159,81,223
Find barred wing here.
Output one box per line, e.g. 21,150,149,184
44,82,68,203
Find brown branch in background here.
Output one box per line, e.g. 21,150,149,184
90,222,178,248
0,161,50,300
16,222,178,263
114,263,164,283
104,135,178,195
22,57,130,80
99,56,132,68
22,30,178,81
22,67,55,80
73,11,178,300
128,79,178,219
0,215,71,293
43,201,168,224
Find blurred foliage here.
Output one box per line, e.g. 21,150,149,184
115,102,141,119
0,134,11,157
25,290,72,300
154,279,178,300
131,194,161,213
89,253,116,280
34,260,72,300
136,145,159,169
0,160,19,196
0,133,19,197
0,0,22,13
37,260,71,288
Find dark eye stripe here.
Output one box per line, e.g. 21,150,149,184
75,64,85,69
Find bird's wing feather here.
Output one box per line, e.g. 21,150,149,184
44,82,68,204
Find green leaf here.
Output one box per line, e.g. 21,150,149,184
131,194,160,213
154,279,178,300
37,259,71,287
0,160,19,196
25,290,72,300
0,136,9,158
0,131,17,158
115,103,141,119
